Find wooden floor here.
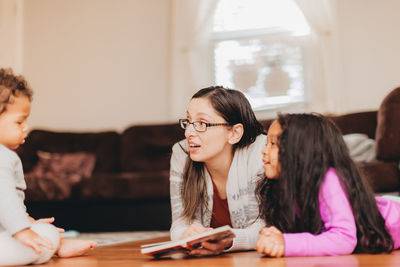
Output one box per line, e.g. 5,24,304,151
39,236,400,267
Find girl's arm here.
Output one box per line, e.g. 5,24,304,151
283,169,358,256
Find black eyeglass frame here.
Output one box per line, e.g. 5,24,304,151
179,119,231,132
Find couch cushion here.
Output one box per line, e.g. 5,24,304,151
375,87,400,161
358,160,400,192
17,130,120,173
120,123,184,172
260,111,378,138
27,151,96,183
79,171,170,200
328,111,378,139
24,175,76,201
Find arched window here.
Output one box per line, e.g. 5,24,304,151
212,0,310,112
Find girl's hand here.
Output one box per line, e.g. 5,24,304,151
180,223,212,239
13,228,54,254
256,226,285,257
189,238,233,256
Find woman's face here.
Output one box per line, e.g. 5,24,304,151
262,121,282,179
184,97,233,164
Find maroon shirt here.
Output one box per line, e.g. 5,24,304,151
210,181,232,228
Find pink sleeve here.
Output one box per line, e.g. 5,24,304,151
283,168,358,256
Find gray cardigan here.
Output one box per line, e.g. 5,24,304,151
170,134,266,251
0,144,32,235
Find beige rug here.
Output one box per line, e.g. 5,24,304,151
64,231,169,247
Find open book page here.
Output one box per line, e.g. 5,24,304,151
140,240,172,249
140,225,235,258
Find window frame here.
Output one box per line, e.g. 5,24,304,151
210,16,312,117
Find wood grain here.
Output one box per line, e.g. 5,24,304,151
40,236,400,267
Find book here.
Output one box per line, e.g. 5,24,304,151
140,225,235,258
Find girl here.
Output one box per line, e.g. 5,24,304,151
0,68,96,266
170,86,266,256
256,113,400,257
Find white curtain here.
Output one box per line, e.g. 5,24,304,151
169,0,218,120
169,0,339,117
294,0,339,113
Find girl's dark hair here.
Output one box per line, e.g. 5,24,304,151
256,113,393,253
181,86,264,221
0,68,33,114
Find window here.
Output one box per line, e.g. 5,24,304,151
212,0,310,112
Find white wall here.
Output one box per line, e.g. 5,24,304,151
0,0,23,72
23,0,171,131
334,0,400,114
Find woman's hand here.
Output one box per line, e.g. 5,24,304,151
180,224,233,256
255,226,285,257
189,238,233,256
180,223,212,240
13,228,54,254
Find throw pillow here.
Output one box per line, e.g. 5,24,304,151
375,87,400,161
343,133,375,162
27,151,96,183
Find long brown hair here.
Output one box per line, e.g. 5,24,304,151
181,86,264,222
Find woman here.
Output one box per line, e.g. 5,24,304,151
170,86,266,256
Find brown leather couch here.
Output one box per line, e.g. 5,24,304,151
330,87,400,193
17,123,184,232
17,88,400,232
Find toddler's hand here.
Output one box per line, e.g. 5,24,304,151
34,217,55,224
33,217,65,235
256,226,285,257
13,228,54,254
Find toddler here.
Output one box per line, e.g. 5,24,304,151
0,68,96,266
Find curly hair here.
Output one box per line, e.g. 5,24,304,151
256,113,393,254
0,68,33,114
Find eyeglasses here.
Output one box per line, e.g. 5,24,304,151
179,119,230,132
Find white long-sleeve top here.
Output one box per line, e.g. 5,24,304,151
0,144,32,235
169,134,266,251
